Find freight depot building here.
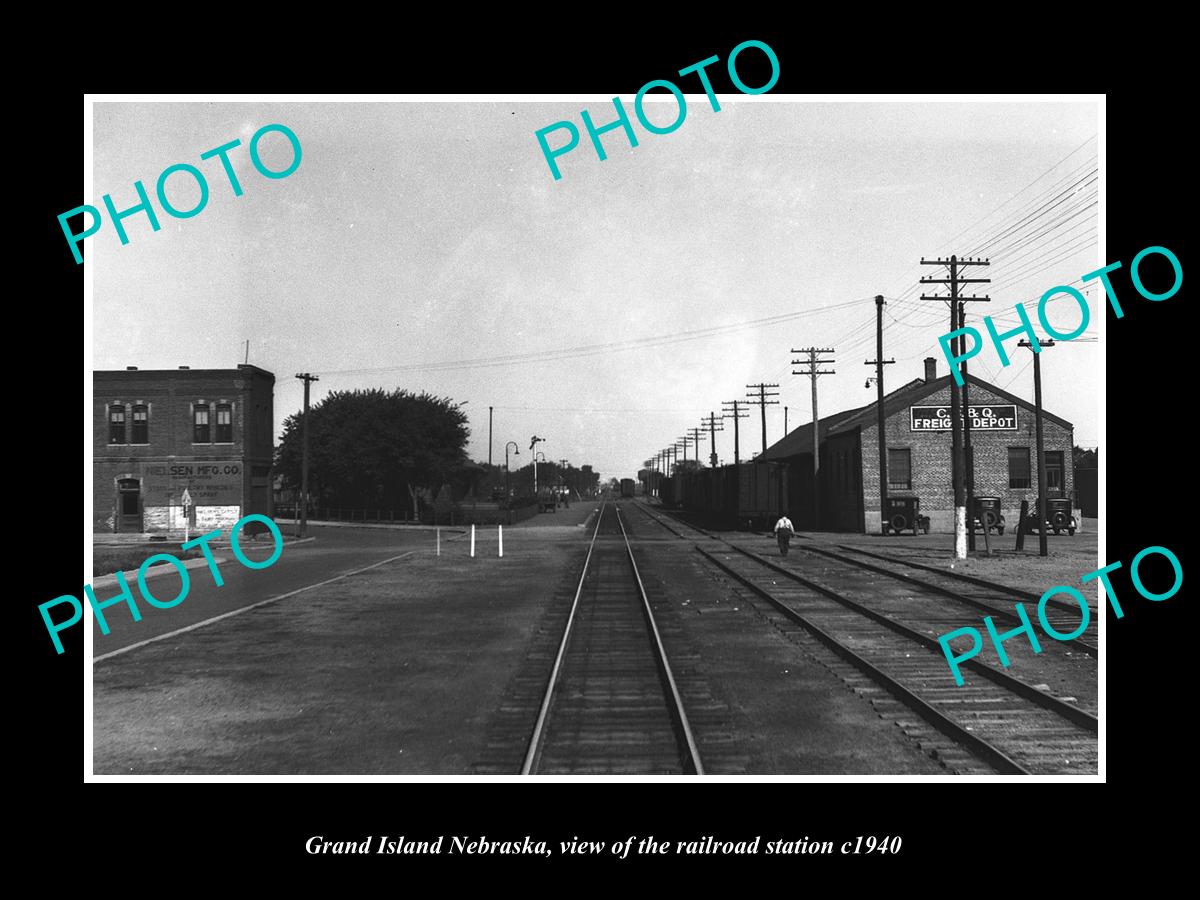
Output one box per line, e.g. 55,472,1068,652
761,357,1079,533
93,365,275,534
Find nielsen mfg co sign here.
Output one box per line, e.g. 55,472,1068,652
910,404,1018,431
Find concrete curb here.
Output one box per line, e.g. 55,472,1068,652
274,518,467,533
90,537,317,588
92,554,230,590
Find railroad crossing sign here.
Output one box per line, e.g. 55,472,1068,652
181,488,193,542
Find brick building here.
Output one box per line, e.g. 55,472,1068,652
760,357,1080,533
93,365,276,534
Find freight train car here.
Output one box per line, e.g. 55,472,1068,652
667,462,787,529
620,478,636,498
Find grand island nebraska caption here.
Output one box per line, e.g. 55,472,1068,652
307,835,550,856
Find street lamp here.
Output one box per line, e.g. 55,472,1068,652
505,441,520,499
530,435,545,494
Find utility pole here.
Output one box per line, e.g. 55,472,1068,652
1019,339,1055,557
679,435,693,464
784,406,788,434
920,255,990,559
688,426,706,466
957,297,987,551
702,412,725,467
721,400,749,466
745,383,780,456
488,406,493,466
790,349,835,530
865,295,895,534
294,373,319,537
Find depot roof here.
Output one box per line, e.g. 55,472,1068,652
757,373,1073,463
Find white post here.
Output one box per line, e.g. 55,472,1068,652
470,524,476,558
436,527,441,557
498,524,504,558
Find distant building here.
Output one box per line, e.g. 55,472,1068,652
93,365,275,534
759,357,1080,533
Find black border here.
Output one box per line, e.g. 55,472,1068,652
26,24,1187,875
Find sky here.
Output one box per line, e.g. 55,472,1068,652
92,99,1100,482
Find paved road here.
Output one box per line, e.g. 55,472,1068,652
92,526,456,659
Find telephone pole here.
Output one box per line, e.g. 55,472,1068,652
1019,339,1055,557
701,413,725,467
790,349,835,530
745,383,780,456
488,406,493,466
679,434,694,464
865,295,895,534
294,373,319,537
920,255,990,559
721,400,749,466
687,426,706,466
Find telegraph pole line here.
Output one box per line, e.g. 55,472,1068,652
488,406,493,466
294,373,319,538
865,295,895,534
1019,339,1056,558
721,400,749,466
701,413,725,467
687,426,707,466
958,300,977,550
744,383,780,456
920,254,990,559
679,435,694,464
790,348,835,530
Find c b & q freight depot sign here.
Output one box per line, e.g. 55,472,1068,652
910,404,1018,432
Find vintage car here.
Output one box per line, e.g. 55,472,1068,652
1025,497,1077,536
970,496,1005,535
883,496,930,535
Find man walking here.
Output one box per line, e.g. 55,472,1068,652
773,511,795,556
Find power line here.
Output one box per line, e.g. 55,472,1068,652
305,299,867,377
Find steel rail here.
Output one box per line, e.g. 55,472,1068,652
834,544,1053,606
722,543,1096,732
801,544,1097,657
520,502,608,775
615,507,705,775
694,545,1031,775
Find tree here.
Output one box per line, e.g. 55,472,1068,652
276,388,469,517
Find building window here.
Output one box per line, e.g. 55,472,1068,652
1045,450,1065,497
887,448,911,491
108,405,126,444
131,405,149,444
193,404,210,443
1008,446,1031,489
215,403,233,443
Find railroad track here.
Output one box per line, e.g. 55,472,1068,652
520,502,704,775
811,543,1098,656
640,503,1096,657
633,501,1097,775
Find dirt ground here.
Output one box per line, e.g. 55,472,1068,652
93,527,587,774
95,502,1078,776
829,527,1101,600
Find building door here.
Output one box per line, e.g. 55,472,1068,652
1044,451,1065,498
117,478,142,532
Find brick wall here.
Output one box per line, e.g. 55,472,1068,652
93,366,275,534
859,380,1078,534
